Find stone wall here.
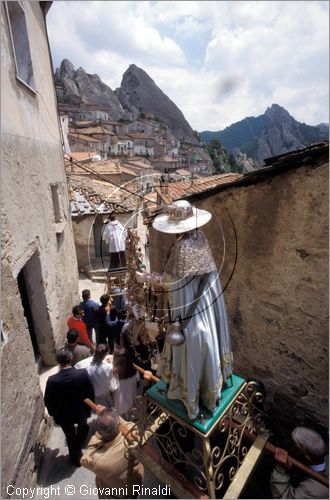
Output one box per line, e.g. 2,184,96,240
1,2,79,495
148,153,328,429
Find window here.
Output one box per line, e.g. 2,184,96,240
5,1,35,91
50,184,61,223
1,320,7,348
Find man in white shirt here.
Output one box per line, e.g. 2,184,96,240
102,215,127,271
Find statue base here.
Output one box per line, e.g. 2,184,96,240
124,376,269,499
146,374,245,435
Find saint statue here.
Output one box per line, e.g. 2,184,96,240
153,200,233,420
102,214,127,271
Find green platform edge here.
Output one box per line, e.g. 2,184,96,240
146,374,245,434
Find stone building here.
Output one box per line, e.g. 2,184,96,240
148,142,329,430
68,130,104,154
57,103,109,122
68,176,138,273
1,1,79,495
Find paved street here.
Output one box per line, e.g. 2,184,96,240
36,273,170,499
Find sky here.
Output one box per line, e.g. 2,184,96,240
47,1,329,132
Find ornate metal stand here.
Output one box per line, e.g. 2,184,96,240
123,376,269,498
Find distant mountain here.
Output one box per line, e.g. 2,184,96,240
200,104,329,165
54,60,199,145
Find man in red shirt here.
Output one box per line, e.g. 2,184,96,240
67,306,96,352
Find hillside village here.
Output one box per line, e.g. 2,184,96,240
59,101,214,173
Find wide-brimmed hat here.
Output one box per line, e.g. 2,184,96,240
152,200,212,234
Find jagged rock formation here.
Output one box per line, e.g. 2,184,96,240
55,60,200,145
200,104,329,165
55,59,124,120
116,64,199,145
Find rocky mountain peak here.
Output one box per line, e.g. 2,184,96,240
200,104,328,166
60,58,75,78
54,60,124,119
119,64,199,144
265,103,292,124
55,59,201,145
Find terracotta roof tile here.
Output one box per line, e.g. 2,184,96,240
70,126,114,135
66,151,98,162
156,173,242,204
68,132,103,143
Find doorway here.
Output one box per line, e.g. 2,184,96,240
17,251,55,367
17,267,40,358
93,215,110,259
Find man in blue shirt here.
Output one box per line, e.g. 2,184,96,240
79,289,99,344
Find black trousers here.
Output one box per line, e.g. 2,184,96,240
60,420,89,466
108,251,126,270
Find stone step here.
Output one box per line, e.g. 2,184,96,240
89,268,108,276
90,272,128,285
91,276,108,283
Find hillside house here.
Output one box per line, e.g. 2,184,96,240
150,156,179,173
122,158,159,193
116,134,134,156
103,120,123,135
1,1,79,494
153,138,167,158
130,133,155,156
68,131,104,155
69,125,115,158
58,103,109,122
125,118,158,136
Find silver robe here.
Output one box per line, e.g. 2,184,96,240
158,230,233,420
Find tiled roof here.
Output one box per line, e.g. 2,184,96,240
150,157,178,163
67,176,138,216
69,126,114,136
90,160,121,174
66,151,98,162
123,160,153,170
263,141,329,166
74,121,97,127
117,134,134,141
120,166,138,177
156,173,242,204
176,169,193,176
68,132,102,143
143,191,158,209
103,120,121,126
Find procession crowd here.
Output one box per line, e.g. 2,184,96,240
43,288,328,499
44,288,154,498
